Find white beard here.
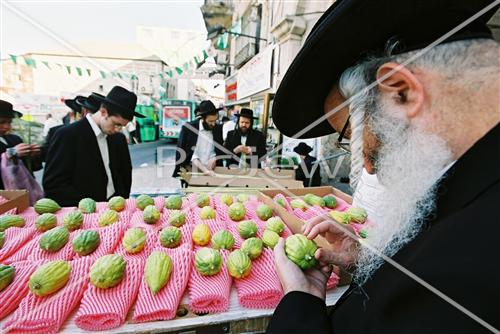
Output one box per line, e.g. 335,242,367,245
354,110,453,285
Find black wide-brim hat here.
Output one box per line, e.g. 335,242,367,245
234,108,258,120
64,96,83,113
197,100,223,117
94,86,144,118
76,93,104,113
294,142,314,155
0,100,23,118
272,0,498,139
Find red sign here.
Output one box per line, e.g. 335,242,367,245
163,106,189,120
225,75,238,103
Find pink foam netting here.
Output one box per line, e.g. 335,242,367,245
115,228,156,262
0,227,37,262
27,231,77,262
0,260,40,320
132,245,192,322
188,249,232,313
153,196,165,212
2,258,93,334
3,237,39,264
234,248,283,309
74,223,126,260
74,258,144,331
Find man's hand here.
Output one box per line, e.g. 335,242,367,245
233,145,244,154
14,143,32,158
302,214,359,269
29,144,41,156
242,146,252,155
274,238,332,301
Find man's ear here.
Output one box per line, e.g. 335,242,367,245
100,107,108,118
376,62,424,119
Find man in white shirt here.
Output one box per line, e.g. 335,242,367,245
43,86,144,206
43,114,61,137
173,100,224,178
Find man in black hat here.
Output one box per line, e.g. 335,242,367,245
293,142,321,187
223,108,266,168
172,100,224,178
0,100,42,189
62,96,81,125
42,93,103,161
267,1,499,333
43,86,143,206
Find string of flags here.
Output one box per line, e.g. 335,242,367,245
7,48,211,80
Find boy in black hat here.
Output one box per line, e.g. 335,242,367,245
224,108,266,168
0,100,42,189
293,142,321,187
43,86,143,206
268,1,499,333
172,100,224,178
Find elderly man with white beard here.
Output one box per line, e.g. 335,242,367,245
266,1,499,334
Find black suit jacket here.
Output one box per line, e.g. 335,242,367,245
172,120,224,177
0,134,42,189
41,124,64,162
267,123,500,334
43,118,132,206
223,129,266,167
295,155,321,187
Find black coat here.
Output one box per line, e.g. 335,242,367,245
41,124,64,162
295,155,321,187
43,118,132,206
267,123,500,334
172,120,224,177
223,129,266,167
0,134,42,190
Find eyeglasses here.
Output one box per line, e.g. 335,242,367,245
336,141,351,154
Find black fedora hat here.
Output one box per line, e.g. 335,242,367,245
294,142,313,155
99,86,144,118
234,108,258,120
272,0,498,139
197,100,223,117
76,93,103,113
0,100,23,118
64,96,83,113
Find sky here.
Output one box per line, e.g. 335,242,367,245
1,0,206,56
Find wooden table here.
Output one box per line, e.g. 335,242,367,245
1,286,348,334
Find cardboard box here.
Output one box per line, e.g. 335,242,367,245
0,190,30,214
185,167,304,189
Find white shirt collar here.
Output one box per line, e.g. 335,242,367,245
87,114,105,138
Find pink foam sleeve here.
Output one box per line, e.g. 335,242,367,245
188,249,232,313
0,227,37,262
73,223,126,260
3,237,39,264
155,212,194,250
0,260,40,320
153,196,165,212
115,227,156,261
234,248,283,309
74,258,144,331
326,271,340,290
17,207,38,219
2,258,93,334
27,231,77,262
132,245,192,322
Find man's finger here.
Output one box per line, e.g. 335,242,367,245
273,237,287,263
303,215,328,236
306,220,340,240
315,248,349,267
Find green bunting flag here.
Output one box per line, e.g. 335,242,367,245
9,55,17,64
42,61,51,69
203,50,209,60
117,73,123,79
86,69,92,76
175,67,183,75
183,63,189,71
76,67,83,76
166,70,173,78
24,57,37,68
99,70,107,79
65,66,71,74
